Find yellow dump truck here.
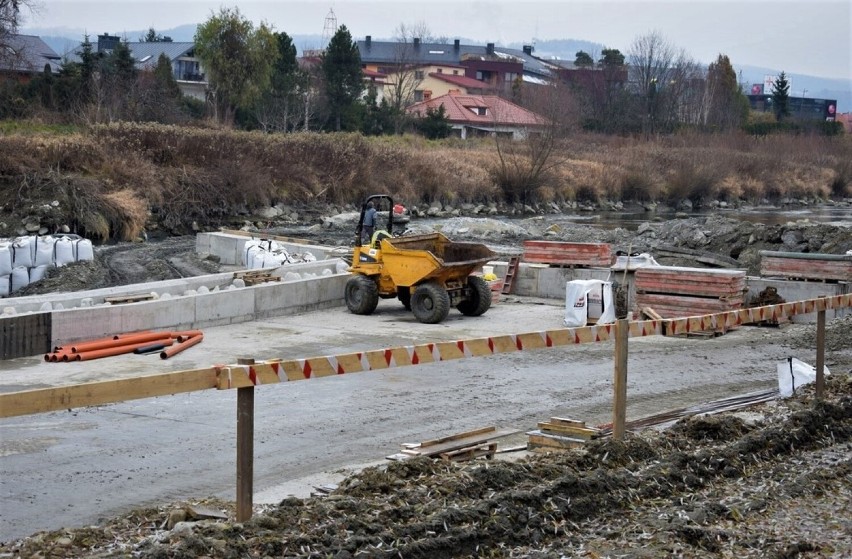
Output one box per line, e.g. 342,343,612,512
346,195,496,324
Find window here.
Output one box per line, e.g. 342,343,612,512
414,70,425,79
437,68,443,73
453,70,459,75
476,71,484,80
414,90,424,102
468,106,487,116
505,72,518,82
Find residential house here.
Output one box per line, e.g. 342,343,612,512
358,36,557,94
376,62,489,104
407,92,547,139
0,35,62,83
68,34,208,100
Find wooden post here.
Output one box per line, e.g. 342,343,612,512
815,307,826,400
613,318,629,440
236,358,255,523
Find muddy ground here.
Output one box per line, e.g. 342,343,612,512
1,366,849,559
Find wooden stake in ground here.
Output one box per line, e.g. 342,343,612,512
816,301,825,400
236,358,255,523
613,318,628,439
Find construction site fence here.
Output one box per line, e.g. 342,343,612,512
0,293,848,521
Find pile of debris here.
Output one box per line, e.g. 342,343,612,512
2,375,850,558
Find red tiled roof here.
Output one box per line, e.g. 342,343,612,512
362,68,386,79
406,93,547,127
428,72,488,90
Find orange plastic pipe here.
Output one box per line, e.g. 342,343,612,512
75,338,175,362
160,334,203,359
71,332,174,353
175,330,203,343
112,330,154,340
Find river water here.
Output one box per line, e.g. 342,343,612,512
536,205,852,231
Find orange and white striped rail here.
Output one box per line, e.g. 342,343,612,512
215,293,850,390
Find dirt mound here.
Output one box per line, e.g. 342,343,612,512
3,376,849,558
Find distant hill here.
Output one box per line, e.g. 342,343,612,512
24,26,851,113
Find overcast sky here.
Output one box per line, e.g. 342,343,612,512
26,0,852,80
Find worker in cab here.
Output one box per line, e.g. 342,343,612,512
362,201,377,245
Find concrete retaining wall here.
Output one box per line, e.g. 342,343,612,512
745,278,850,322
2,260,350,354
197,232,346,265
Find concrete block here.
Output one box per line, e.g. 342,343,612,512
120,297,196,332
195,288,255,326
195,232,212,255
52,306,125,346
209,234,245,266
746,278,849,323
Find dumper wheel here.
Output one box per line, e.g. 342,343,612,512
457,275,492,317
345,275,379,315
398,287,411,310
411,282,450,324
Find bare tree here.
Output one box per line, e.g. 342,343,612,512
628,31,698,136
493,83,578,208
0,0,41,67
382,21,434,134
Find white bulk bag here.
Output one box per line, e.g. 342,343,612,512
0,274,9,297
29,264,48,283
564,279,616,327
0,242,12,276
11,237,34,268
777,357,830,398
35,236,56,266
54,237,75,267
11,266,30,292
76,239,94,262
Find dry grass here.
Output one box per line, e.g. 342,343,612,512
0,121,847,238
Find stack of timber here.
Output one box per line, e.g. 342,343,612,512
387,426,518,463
522,241,613,268
103,293,155,305
527,417,601,452
234,270,280,286
634,266,747,322
759,251,851,282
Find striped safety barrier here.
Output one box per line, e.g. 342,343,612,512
215,293,850,390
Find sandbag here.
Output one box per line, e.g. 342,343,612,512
777,357,830,398
29,264,48,283
76,238,94,261
0,242,11,276
0,274,9,297
11,266,30,292
35,236,56,266
11,237,35,268
54,237,75,267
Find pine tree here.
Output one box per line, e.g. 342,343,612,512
321,25,363,131
574,51,594,68
771,71,790,121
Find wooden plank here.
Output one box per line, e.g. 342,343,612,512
760,253,851,282
641,307,664,321
103,293,155,304
635,293,743,318
404,428,518,457
417,426,496,448
440,443,496,462
635,266,746,298
537,422,600,439
523,240,612,267
527,431,587,451
613,318,628,440
548,417,586,427
0,368,219,418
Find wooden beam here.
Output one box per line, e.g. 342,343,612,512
816,306,826,400
612,318,628,440
0,368,219,418
236,358,255,523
